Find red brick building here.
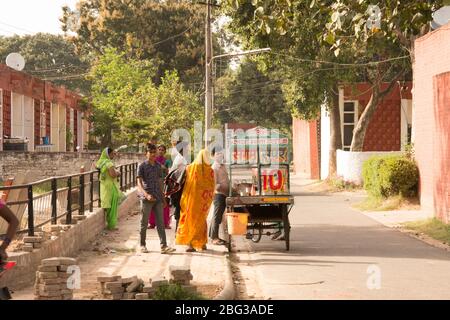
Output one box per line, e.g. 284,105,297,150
293,82,412,179
413,22,450,223
0,64,89,152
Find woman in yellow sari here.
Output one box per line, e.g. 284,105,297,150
176,149,215,252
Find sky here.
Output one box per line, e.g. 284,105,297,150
0,0,77,36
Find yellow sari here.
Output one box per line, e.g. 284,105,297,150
176,149,215,250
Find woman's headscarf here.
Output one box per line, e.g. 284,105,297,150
96,148,113,180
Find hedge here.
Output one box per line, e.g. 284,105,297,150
362,156,419,198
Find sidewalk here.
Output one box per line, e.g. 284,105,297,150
12,207,228,300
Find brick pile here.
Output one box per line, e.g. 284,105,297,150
34,257,78,300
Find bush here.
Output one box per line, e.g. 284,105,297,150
362,156,419,198
152,284,206,300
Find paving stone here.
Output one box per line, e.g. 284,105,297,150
33,243,42,249
23,236,43,243
58,272,71,279
104,293,123,300
39,284,62,292
23,244,34,252
97,275,121,283
135,293,149,300
104,287,125,294
58,257,78,265
41,258,61,267
39,290,62,297
39,271,59,279
105,281,123,290
142,286,156,294
151,277,169,289
126,279,144,293
39,278,61,285
38,265,58,272
121,276,138,285
169,279,191,286
123,292,136,300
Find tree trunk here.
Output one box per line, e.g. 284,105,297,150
328,89,342,177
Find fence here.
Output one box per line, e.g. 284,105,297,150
0,162,138,237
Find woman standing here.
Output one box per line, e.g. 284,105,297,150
176,149,215,252
148,145,172,229
96,147,122,231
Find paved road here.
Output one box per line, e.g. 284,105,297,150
233,177,450,300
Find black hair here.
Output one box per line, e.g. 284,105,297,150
211,146,223,156
158,145,167,152
146,143,157,152
106,147,114,156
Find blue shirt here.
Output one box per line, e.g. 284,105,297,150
137,160,163,201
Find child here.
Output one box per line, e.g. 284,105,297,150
137,144,175,254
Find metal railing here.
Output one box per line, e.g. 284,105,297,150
0,162,138,237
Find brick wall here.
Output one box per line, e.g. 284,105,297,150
343,83,412,152
0,152,145,182
413,23,450,219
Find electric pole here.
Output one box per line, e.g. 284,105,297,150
204,0,213,147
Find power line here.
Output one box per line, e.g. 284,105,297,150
0,20,34,34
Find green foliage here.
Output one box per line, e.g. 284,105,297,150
89,49,202,148
0,33,90,94
153,284,206,300
62,0,226,86
362,156,419,198
215,59,291,131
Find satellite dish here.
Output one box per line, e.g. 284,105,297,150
6,53,26,71
432,6,450,30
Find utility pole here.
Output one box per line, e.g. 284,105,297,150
204,0,213,147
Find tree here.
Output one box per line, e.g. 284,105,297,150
0,33,90,94
319,0,444,151
215,59,292,132
61,0,216,86
222,0,355,175
223,0,444,176
89,48,202,147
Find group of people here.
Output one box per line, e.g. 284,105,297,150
97,139,230,254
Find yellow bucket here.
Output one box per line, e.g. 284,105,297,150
226,212,249,235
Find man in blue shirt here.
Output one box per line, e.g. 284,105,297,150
137,144,175,254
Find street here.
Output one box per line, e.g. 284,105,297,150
232,176,450,300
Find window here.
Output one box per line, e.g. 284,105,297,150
342,101,358,151
40,101,46,139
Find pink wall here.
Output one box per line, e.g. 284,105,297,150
414,23,450,221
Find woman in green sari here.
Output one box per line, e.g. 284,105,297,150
96,147,122,230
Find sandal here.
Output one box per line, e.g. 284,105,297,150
212,239,227,246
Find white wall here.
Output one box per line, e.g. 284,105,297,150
320,104,331,180
336,150,403,185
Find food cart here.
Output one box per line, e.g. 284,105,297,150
225,127,295,251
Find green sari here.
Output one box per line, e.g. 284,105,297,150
96,148,122,230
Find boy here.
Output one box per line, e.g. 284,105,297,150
137,144,175,254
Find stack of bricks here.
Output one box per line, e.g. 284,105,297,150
34,257,78,300
22,235,44,252
169,266,194,285
97,275,145,300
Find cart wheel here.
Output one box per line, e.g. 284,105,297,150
249,224,263,243
282,205,290,251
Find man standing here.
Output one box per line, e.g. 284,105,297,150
137,144,175,254
209,147,229,246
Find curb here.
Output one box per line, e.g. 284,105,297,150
213,253,235,300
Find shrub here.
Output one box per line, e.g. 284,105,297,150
362,156,419,198
152,284,206,300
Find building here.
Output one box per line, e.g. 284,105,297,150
413,21,450,223
293,82,413,181
0,64,90,152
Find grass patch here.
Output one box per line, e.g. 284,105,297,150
153,284,207,300
404,218,450,245
326,177,361,192
353,195,419,211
